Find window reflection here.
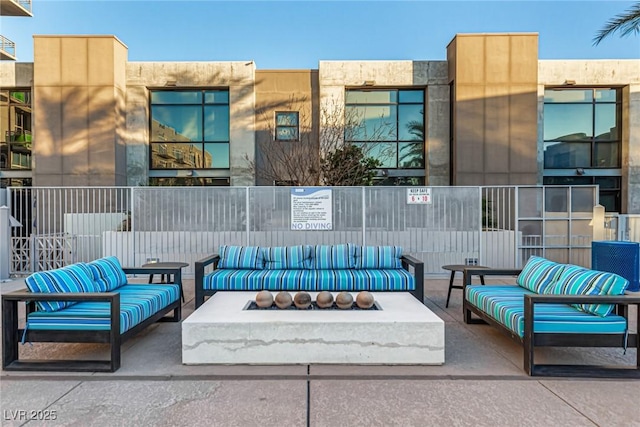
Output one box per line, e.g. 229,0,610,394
594,104,617,140
398,143,424,168
347,105,397,141
203,143,230,168
543,87,621,211
150,90,230,179
594,142,618,168
345,90,397,104
151,91,202,104
543,104,592,141
543,88,620,168
275,112,299,141
151,106,202,141
0,90,32,171
543,142,590,168
399,105,423,141
345,88,425,185
359,142,397,168
204,105,230,141
151,143,204,169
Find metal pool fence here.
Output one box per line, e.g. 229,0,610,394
5,185,622,277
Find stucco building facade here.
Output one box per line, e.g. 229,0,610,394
1,33,639,212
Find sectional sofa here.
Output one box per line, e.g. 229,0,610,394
2,256,182,372
463,256,639,378
195,244,424,308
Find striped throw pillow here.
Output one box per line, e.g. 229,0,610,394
311,244,356,269
218,246,264,269
516,256,565,294
25,263,98,312
545,267,629,317
87,256,128,291
262,245,311,270
355,246,403,269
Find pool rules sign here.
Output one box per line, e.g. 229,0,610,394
407,187,432,204
291,187,333,230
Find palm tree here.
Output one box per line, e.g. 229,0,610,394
593,2,640,45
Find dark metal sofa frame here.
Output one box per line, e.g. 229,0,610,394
195,253,424,309
462,268,640,378
2,266,183,373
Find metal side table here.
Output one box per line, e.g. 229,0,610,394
442,264,489,308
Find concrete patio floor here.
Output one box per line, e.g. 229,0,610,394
1,276,638,426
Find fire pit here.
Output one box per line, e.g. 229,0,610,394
182,291,445,365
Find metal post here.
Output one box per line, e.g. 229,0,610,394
478,186,483,265
131,187,136,268
361,187,366,246
245,187,250,246
618,215,628,241
0,206,10,280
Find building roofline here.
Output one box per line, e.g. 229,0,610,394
33,34,128,49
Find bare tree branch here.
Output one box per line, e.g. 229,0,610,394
246,95,387,186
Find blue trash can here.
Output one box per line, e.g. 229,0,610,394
592,241,640,292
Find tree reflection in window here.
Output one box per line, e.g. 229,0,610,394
149,90,230,177
345,89,425,185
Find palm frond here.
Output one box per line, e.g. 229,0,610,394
593,3,640,45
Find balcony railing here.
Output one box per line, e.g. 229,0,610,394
0,0,33,16
0,35,16,61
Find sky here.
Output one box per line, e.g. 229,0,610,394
1,0,639,68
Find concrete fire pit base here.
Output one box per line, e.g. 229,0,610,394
182,292,444,365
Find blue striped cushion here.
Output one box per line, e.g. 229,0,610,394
355,246,403,269
218,246,264,269
516,256,565,294
87,256,128,292
545,267,629,317
27,284,180,334
204,268,414,292
314,269,414,291
465,285,628,337
311,244,356,269
204,269,316,291
262,245,311,270
25,263,98,312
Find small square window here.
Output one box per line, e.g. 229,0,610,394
275,112,299,141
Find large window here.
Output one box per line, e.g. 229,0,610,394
150,90,230,178
543,88,622,212
0,90,32,171
345,89,425,185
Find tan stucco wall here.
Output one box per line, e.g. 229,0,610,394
125,61,256,186
539,60,640,213
318,60,450,185
254,70,318,185
32,35,128,186
448,33,539,186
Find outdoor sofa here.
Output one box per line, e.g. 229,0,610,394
2,256,182,372
463,256,639,378
195,244,424,308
